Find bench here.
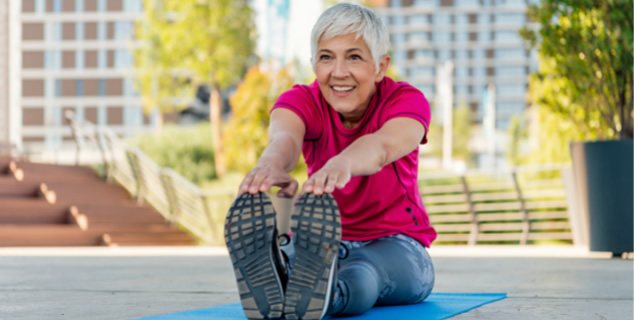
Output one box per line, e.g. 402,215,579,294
419,165,574,246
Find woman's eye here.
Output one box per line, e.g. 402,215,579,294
350,54,361,60
320,55,331,60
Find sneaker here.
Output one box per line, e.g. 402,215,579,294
283,193,342,320
225,192,287,319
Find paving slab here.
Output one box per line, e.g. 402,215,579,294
0,247,631,320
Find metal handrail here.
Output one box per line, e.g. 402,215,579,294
65,112,235,245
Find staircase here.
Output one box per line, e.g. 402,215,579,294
0,157,195,246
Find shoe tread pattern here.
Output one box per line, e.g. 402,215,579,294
225,192,283,319
284,193,341,320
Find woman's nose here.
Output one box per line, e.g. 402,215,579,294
332,60,349,78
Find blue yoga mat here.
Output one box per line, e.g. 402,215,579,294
137,293,506,320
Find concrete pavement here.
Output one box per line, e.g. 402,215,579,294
0,247,631,320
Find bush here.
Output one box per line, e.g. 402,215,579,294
130,123,217,185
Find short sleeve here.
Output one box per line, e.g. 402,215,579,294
381,85,431,144
272,84,322,141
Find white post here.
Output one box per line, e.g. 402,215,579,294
436,61,454,170
483,83,496,168
8,0,22,153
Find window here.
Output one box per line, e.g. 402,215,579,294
76,80,84,96
496,84,526,96
478,31,491,42
455,49,469,60
123,79,137,97
472,67,486,78
497,0,526,7
416,85,435,95
497,102,525,113
433,13,451,25
114,21,133,41
393,15,407,25
455,32,469,43
392,33,407,45
75,0,84,12
472,49,486,60
97,21,107,40
455,67,469,77
438,49,451,61
410,14,428,25
495,48,525,60
44,50,61,69
455,85,469,96
75,50,84,68
494,13,526,24
114,50,132,68
75,22,84,41
98,79,106,96
433,32,451,44
97,0,106,12
414,0,439,7
410,32,429,43
477,13,490,24
35,0,45,13
455,0,479,6
415,49,434,60
392,49,407,63
411,67,435,77
495,66,525,77
455,14,469,25
495,31,522,43
97,50,107,68
123,0,143,13
53,0,62,12
124,106,143,126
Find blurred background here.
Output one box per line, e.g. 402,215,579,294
0,0,631,249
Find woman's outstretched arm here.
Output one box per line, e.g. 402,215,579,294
302,117,425,195
239,108,306,198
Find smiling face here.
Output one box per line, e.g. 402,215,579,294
314,33,390,127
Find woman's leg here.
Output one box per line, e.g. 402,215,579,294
331,234,435,316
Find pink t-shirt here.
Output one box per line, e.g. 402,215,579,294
272,77,437,247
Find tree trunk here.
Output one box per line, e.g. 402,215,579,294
210,85,225,179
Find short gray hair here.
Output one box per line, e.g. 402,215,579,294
311,3,390,70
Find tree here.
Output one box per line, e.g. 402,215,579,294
222,64,301,175
520,0,633,140
134,0,256,178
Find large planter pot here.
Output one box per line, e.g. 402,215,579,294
570,139,633,255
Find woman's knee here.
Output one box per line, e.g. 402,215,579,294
335,261,381,316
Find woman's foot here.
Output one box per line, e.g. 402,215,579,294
284,193,342,320
225,192,287,319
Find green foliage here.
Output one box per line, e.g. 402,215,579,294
428,104,475,166
222,64,304,174
520,0,633,140
130,124,217,185
505,115,528,166
134,0,256,112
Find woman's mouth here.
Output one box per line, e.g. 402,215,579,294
331,86,355,97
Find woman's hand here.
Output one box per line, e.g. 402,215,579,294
302,158,351,195
239,164,299,198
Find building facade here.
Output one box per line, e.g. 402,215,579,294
14,0,154,157
377,0,539,130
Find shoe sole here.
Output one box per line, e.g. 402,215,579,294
225,192,284,319
284,193,341,320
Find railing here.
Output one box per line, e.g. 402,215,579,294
65,112,235,245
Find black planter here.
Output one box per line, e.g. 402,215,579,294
570,139,633,254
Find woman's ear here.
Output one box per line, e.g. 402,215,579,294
375,54,391,82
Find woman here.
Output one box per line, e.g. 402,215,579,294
225,3,436,320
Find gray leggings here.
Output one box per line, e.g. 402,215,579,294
334,234,435,315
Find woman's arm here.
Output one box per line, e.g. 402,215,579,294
303,117,425,195
239,108,306,197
